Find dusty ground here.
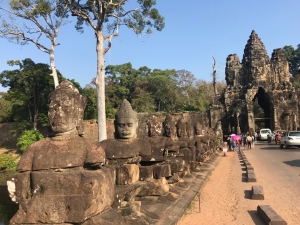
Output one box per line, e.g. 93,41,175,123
177,144,299,225
0,147,21,160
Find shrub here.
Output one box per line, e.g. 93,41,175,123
16,130,44,151
0,154,17,171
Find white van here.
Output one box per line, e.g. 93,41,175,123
258,128,272,140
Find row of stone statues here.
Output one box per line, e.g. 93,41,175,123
7,80,222,224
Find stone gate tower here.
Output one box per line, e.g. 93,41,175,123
210,30,300,135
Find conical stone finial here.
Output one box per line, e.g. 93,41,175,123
116,99,137,120
243,30,269,60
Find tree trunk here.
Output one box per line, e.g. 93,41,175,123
33,91,39,131
50,43,59,88
186,91,190,105
95,31,107,142
28,105,32,123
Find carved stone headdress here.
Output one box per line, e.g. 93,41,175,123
115,99,137,121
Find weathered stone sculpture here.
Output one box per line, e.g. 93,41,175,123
175,119,195,164
146,115,171,162
100,99,151,185
7,80,114,224
163,114,177,139
99,102,171,210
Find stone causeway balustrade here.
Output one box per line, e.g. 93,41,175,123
6,80,223,225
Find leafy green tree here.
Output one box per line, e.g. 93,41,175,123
0,58,64,130
176,70,196,106
81,84,98,120
66,0,165,141
105,63,182,113
131,83,156,113
0,0,69,88
0,92,13,122
0,154,17,170
105,62,139,106
146,69,182,112
283,45,300,78
16,129,44,151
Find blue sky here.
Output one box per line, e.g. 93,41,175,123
1,0,300,92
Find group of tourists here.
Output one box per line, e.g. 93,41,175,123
226,131,257,152
242,132,256,149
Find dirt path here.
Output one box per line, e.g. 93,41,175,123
178,147,273,225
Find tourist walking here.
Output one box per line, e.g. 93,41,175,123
242,133,247,149
254,131,258,141
246,134,252,149
227,136,231,151
231,137,236,151
222,142,228,157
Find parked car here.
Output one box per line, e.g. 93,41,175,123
280,131,300,148
258,128,272,141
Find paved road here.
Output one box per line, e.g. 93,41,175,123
250,141,300,189
245,141,300,224
178,141,300,225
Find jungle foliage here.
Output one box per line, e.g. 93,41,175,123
16,130,44,151
0,60,227,122
0,58,65,131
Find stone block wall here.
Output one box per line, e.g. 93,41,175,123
0,123,18,147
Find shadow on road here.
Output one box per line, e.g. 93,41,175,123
283,159,300,167
260,146,300,151
260,146,282,150
241,172,247,182
244,190,252,199
248,210,265,225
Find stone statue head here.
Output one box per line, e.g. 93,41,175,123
195,122,203,136
147,115,162,137
115,99,138,139
48,80,87,139
176,118,186,138
186,121,194,137
163,114,176,138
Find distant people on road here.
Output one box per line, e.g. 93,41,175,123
231,137,236,151
242,134,247,149
227,136,231,151
247,134,252,149
254,131,258,141
223,142,228,157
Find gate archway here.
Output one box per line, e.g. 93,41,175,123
210,30,300,135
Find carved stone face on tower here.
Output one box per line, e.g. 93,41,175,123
115,99,138,139
48,80,87,137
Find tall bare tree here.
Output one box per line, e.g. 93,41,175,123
0,0,69,88
212,56,217,96
65,0,165,141
176,69,196,106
